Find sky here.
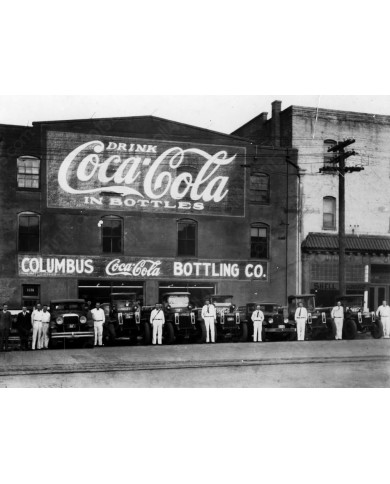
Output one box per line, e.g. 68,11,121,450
2,95,390,134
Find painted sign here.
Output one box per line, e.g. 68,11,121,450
18,255,268,281
46,131,246,216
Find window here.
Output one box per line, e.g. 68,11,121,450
177,219,197,256
17,156,40,189
323,140,337,168
323,196,336,230
22,284,40,309
250,223,269,259
250,173,270,203
102,216,123,253
18,213,40,252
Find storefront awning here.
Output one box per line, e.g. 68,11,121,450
302,232,390,254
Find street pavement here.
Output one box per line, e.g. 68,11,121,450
0,335,389,387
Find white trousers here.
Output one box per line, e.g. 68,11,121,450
253,321,262,341
32,321,42,350
381,316,390,338
296,318,306,341
204,317,215,343
94,321,103,346
152,321,163,345
334,318,343,340
40,322,50,349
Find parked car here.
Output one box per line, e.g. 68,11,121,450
287,295,336,340
240,302,296,342
145,292,203,344
101,293,151,345
49,299,94,348
210,295,247,342
338,294,382,339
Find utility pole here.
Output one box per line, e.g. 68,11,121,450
319,139,363,296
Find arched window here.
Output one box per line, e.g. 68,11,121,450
17,156,40,189
18,212,40,252
250,173,270,204
323,140,337,167
101,215,123,253
177,219,197,257
323,196,336,230
250,223,269,259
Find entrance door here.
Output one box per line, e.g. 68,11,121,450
369,286,389,310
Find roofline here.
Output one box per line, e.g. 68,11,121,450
32,114,252,144
0,122,33,129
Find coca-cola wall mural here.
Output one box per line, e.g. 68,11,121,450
46,131,246,217
18,255,268,281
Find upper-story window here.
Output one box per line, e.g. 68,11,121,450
17,156,40,189
250,173,270,204
323,140,337,168
323,196,336,230
102,216,123,253
177,219,197,257
18,212,40,252
250,223,269,259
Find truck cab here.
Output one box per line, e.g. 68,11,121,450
210,295,247,342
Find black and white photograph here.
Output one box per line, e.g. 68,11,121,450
1,2,389,484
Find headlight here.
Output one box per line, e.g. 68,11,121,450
80,316,87,324
133,306,139,312
188,304,192,310
231,304,236,310
167,305,171,310
268,318,274,324
284,318,289,324
56,316,64,325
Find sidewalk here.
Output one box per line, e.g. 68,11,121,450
0,338,389,376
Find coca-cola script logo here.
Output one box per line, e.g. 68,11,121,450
58,140,237,203
106,259,162,277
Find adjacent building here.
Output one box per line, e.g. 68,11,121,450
0,115,299,309
233,101,390,309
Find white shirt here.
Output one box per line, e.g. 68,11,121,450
150,308,165,324
31,309,43,322
41,311,51,323
91,308,105,323
251,310,264,322
295,307,308,320
331,306,344,318
376,305,390,318
201,304,216,319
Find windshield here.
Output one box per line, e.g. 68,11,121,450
165,295,190,308
51,302,84,311
261,304,279,313
114,299,137,311
290,297,315,312
340,296,363,307
212,296,233,305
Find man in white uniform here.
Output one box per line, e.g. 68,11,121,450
91,302,105,347
294,302,308,341
40,304,51,349
150,303,165,345
376,300,390,338
201,299,217,343
31,303,43,350
331,301,344,340
251,304,264,342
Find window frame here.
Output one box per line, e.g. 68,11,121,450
18,212,40,253
101,215,124,254
250,223,270,259
16,155,41,191
323,196,336,230
177,218,198,257
250,173,270,204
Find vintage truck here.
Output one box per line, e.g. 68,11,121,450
338,294,382,339
210,295,248,342
102,293,151,345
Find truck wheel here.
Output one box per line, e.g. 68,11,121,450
142,322,152,345
371,320,383,339
197,322,207,343
343,319,357,340
327,319,337,340
240,322,248,342
164,322,175,345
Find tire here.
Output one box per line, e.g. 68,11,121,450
197,321,207,343
343,319,357,340
142,322,152,345
239,322,248,342
371,319,384,339
327,319,337,340
164,322,175,345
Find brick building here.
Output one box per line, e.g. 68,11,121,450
0,115,298,309
233,101,390,309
